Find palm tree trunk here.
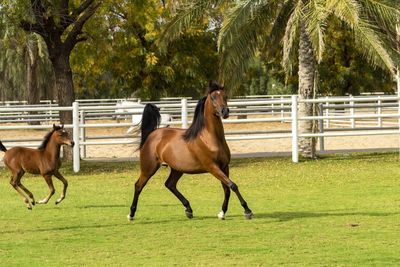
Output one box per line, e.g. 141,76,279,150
298,18,316,159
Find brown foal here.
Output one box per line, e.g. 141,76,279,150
128,82,253,220
0,124,74,209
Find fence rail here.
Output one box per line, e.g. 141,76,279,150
0,95,399,172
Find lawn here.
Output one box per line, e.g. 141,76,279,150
0,153,399,266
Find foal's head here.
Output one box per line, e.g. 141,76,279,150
208,81,229,119
51,124,75,147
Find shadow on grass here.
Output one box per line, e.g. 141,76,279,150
2,210,398,234
250,210,400,222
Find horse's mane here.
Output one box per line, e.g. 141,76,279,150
183,81,223,141
38,126,62,150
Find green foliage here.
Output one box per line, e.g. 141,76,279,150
0,153,399,265
318,20,395,95
71,0,219,100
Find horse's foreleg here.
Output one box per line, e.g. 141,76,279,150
219,182,231,220
53,171,68,205
10,172,32,210
165,169,193,219
37,174,55,204
210,166,253,219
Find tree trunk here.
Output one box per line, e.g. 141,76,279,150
52,53,75,159
298,19,317,159
27,38,41,125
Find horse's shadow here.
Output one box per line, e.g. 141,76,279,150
1,210,398,234
194,210,399,222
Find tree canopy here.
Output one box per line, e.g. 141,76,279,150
0,0,399,102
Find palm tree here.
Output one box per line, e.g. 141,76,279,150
161,0,400,158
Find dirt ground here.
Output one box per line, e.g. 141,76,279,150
1,116,399,161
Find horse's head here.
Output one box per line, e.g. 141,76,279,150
208,81,229,119
53,124,75,147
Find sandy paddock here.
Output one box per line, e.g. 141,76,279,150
1,115,399,162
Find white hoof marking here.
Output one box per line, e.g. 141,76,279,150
127,214,134,221
217,211,225,220
244,212,253,219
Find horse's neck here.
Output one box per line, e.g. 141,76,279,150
44,137,61,160
204,98,225,141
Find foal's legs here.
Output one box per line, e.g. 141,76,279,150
10,171,33,209
37,174,55,204
128,163,160,221
53,171,68,204
210,165,253,219
18,181,36,206
165,169,193,219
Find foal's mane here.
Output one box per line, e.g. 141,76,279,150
38,126,62,150
183,82,222,141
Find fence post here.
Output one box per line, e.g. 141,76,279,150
325,97,330,128
318,103,325,152
280,96,284,123
377,96,382,127
181,98,188,129
350,96,355,128
80,110,86,158
72,102,80,173
291,95,299,163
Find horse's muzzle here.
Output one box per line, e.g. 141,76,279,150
222,107,229,119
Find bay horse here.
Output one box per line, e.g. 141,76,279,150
128,82,253,220
0,124,74,209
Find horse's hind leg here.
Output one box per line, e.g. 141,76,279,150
165,169,193,219
37,174,55,204
10,171,32,209
128,164,160,221
53,171,68,205
17,177,36,206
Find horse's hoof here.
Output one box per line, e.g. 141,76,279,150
55,198,63,205
217,211,225,220
31,201,35,206
27,206,32,210
127,214,134,221
244,211,253,219
185,211,193,219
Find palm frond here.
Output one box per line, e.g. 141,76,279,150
305,0,328,63
326,0,361,29
282,0,303,74
268,0,296,56
218,0,280,91
158,0,225,49
352,19,395,73
358,0,399,41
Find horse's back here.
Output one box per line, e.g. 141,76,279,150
3,147,41,174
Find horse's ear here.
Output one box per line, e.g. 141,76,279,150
53,124,56,130
61,124,64,129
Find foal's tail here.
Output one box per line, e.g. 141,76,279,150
139,103,161,149
0,141,7,152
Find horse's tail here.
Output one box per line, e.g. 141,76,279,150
139,103,161,149
0,141,7,152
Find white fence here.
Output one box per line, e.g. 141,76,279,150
0,95,399,172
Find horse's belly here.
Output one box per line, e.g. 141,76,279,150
161,145,205,173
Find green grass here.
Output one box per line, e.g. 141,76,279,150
0,153,399,266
